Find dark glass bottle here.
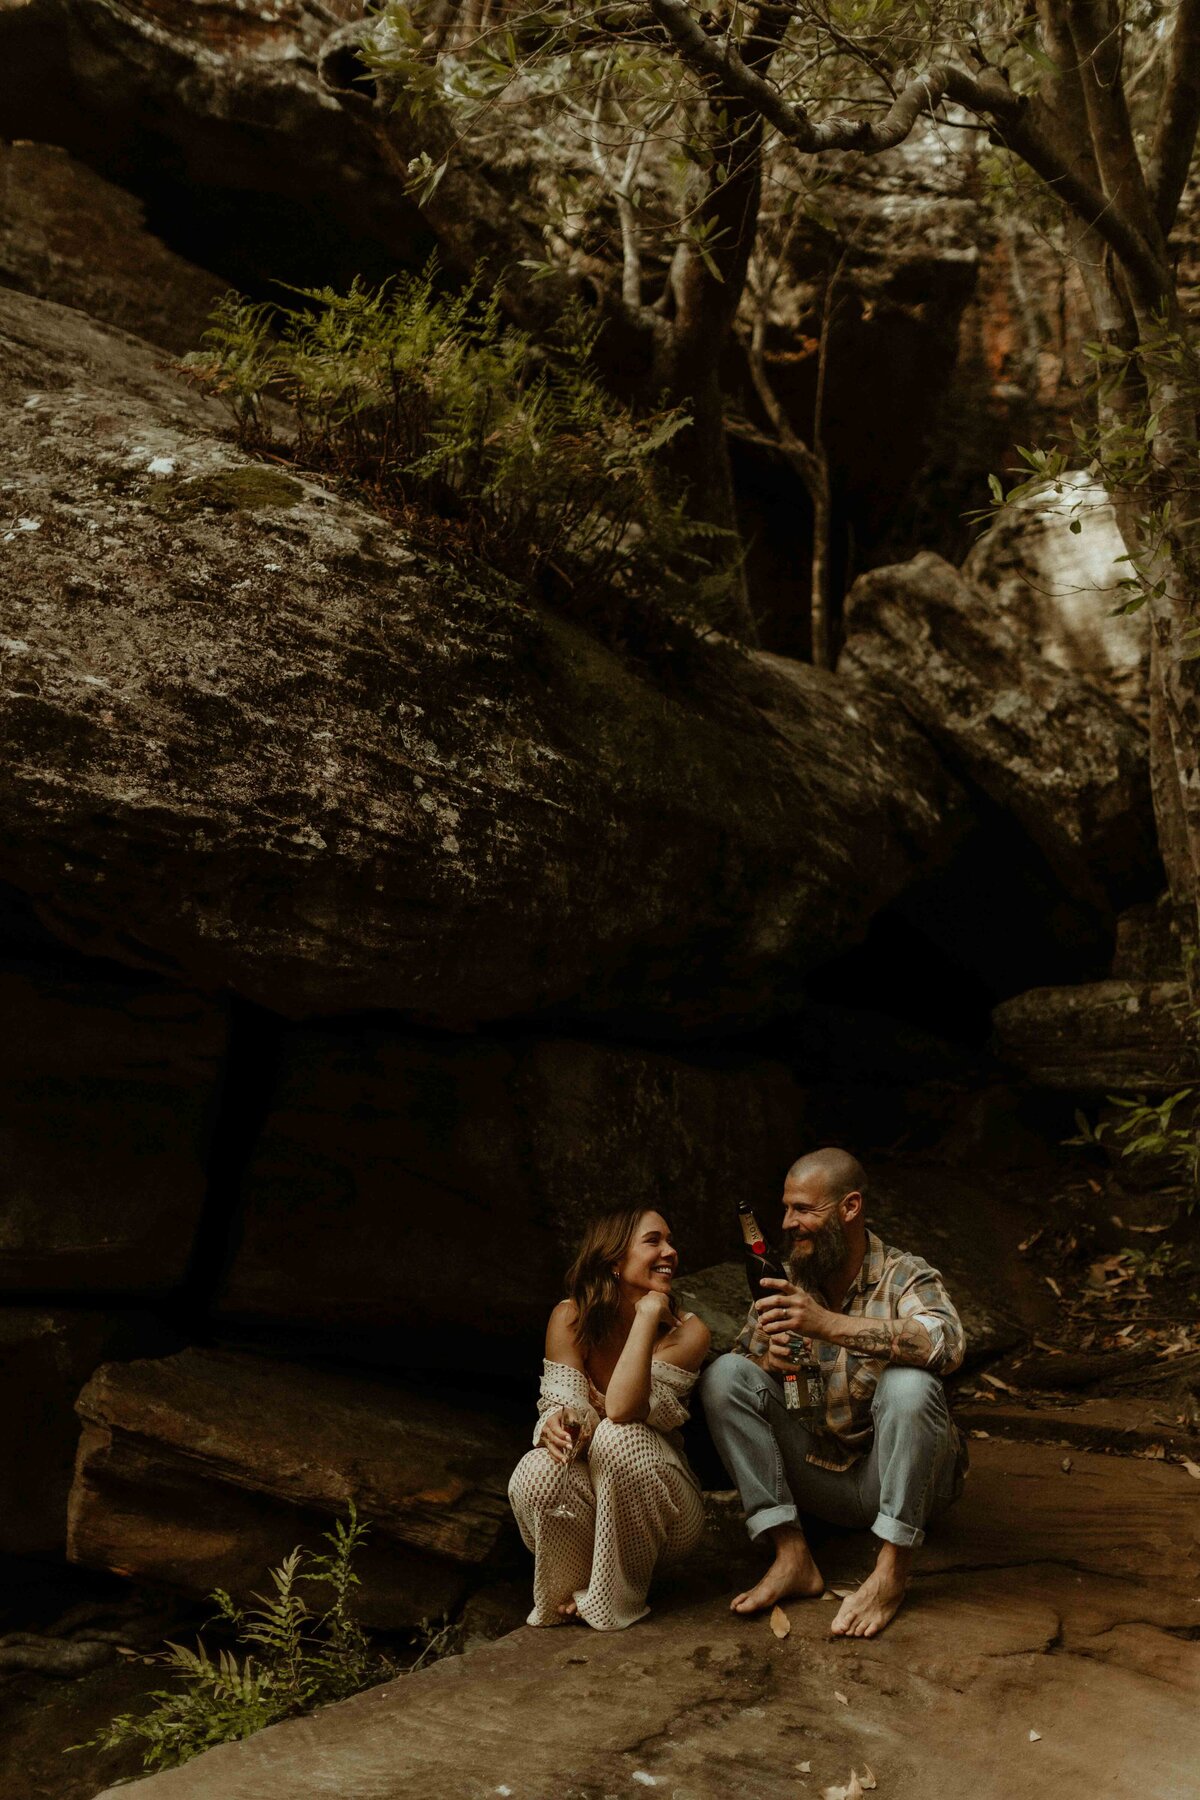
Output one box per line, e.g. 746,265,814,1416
738,1201,802,1411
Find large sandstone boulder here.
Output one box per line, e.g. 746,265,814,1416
0,285,970,1028
963,475,1148,717
216,1028,814,1370
992,980,1199,1090
69,1349,525,1627
0,140,225,352
89,1441,1200,1800
839,551,1159,918
0,962,225,1290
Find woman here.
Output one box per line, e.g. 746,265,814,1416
508,1207,710,1630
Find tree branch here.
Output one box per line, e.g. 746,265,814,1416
1064,0,1167,266
1146,0,1200,235
645,0,1171,306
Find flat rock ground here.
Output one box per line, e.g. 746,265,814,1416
93,1437,1200,1800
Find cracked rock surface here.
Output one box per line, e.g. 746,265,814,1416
94,1439,1200,1800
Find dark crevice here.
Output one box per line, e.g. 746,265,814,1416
175,998,286,1335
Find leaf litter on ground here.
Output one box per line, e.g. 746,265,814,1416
769,1605,791,1639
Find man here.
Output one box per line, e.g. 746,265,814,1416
700,1146,966,1638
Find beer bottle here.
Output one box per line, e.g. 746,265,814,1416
737,1201,802,1412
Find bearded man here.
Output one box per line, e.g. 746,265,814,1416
700,1147,967,1637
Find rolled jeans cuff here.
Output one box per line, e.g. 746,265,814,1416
872,1511,924,1549
746,1501,798,1541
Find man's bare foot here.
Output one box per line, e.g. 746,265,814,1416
830,1542,911,1638
731,1524,824,1614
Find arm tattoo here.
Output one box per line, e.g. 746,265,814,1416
848,1317,933,1366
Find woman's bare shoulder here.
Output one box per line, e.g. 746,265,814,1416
545,1298,584,1364
656,1311,711,1372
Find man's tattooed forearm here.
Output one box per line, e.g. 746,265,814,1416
849,1319,933,1365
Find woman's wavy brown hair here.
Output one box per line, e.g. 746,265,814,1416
565,1206,680,1356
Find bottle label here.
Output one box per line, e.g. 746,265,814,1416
738,1211,765,1253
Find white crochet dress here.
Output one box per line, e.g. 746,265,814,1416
508,1356,706,1630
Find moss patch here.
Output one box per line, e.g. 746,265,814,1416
148,467,306,516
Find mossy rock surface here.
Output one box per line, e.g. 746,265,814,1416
148,466,307,515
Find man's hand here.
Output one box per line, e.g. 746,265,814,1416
762,1335,808,1375
755,1277,833,1342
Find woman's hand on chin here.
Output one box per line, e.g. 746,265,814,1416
635,1290,673,1323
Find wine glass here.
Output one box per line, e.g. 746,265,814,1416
547,1404,588,1520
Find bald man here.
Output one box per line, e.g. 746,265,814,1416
700,1148,967,1636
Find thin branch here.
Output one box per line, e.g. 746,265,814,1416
1146,0,1200,235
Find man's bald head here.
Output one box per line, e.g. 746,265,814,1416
786,1147,867,1205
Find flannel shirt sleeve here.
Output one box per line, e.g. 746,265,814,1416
732,1300,769,1362
894,1262,965,1374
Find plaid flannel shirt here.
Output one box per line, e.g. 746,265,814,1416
733,1230,967,1473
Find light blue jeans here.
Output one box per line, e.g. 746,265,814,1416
700,1353,964,1549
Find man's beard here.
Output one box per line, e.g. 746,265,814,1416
788,1211,849,1293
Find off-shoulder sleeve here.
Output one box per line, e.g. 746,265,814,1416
531,1359,600,1448
646,1359,698,1433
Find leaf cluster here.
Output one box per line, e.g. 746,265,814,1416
183,270,737,635
78,1506,399,1775
1071,1089,1200,1207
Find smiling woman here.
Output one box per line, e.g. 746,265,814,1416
507,1207,710,1631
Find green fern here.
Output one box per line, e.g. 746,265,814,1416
75,1505,399,1774
182,269,739,635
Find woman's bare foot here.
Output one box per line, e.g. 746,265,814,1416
556,1597,582,1621
830,1542,911,1638
731,1524,824,1614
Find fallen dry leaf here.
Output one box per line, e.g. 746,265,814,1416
970,1429,991,1439
822,1775,864,1800
860,1771,877,1791
797,1761,812,1774
769,1605,791,1639
829,1584,858,1598
1061,1457,1073,1473
1045,1276,1063,1298
981,1372,1018,1393
834,1690,849,1705
1028,1730,1042,1743
1182,1459,1200,1480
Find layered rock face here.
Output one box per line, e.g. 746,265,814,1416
217,1031,813,1371
69,1349,525,1626
993,897,1196,1093
992,979,1197,1091
0,964,224,1291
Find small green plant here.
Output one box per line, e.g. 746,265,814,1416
1070,1089,1200,1210
183,268,736,637
79,1505,398,1773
